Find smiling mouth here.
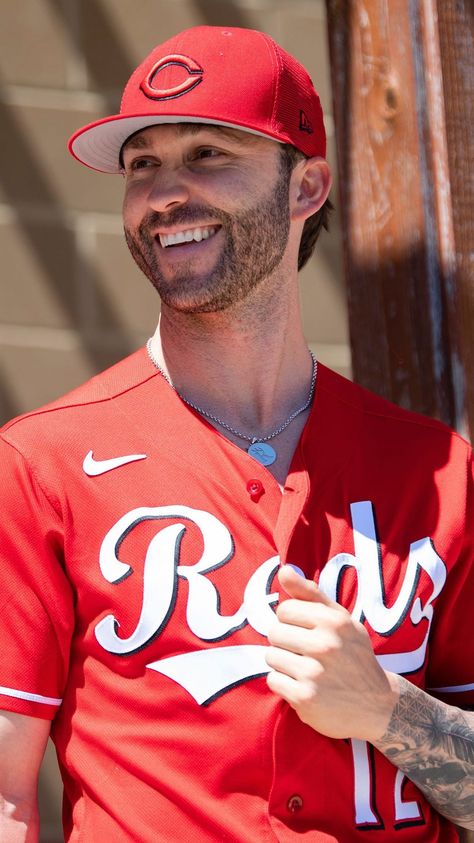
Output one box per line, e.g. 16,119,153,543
158,225,221,248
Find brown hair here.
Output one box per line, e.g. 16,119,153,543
279,143,333,271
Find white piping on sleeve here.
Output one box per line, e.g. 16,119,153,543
428,682,474,693
0,685,62,706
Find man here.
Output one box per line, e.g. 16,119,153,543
0,25,472,843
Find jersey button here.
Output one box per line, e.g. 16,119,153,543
287,794,304,813
247,479,264,501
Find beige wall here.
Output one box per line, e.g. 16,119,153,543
0,2,349,839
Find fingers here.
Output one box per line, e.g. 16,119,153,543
268,622,318,655
276,565,346,631
265,648,324,714
266,644,321,680
267,567,392,742
268,615,346,659
266,665,314,709
275,599,337,629
278,564,334,607
270,564,352,662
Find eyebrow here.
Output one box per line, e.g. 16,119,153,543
175,123,256,144
121,122,258,156
122,134,150,153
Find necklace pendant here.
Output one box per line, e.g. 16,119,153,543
248,441,277,466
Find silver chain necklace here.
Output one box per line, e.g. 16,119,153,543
146,338,317,466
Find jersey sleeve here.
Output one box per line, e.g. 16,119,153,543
0,435,74,720
426,445,474,708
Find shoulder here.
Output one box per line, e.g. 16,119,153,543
318,364,469,439
316,364,472,473
0,348,160,455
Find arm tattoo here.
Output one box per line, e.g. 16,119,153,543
374,676,474,830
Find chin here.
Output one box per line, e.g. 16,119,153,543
150,274,242,314
158,292,235,315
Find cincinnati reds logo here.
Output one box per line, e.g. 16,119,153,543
140,53,204,101
94,503,447,705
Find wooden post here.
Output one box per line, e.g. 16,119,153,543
326,2,473,836
326,0,474,442
432,0,474,442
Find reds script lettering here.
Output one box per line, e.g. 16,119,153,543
95,501,447,703
319,501,447,674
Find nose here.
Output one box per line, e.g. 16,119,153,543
147,166,190,214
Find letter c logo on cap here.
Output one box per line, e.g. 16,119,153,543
140,54,204,101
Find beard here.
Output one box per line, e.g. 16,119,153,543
124,158,292,314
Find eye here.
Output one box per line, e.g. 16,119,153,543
134,157,155,169
193,147,224,161
124,156,158,174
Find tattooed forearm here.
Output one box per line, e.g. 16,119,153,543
374,676,474,830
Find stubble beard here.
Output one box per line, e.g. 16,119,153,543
123,161,292,314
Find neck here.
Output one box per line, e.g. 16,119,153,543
149,271,313,439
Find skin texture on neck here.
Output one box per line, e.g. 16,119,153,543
150,314,313,488
154,262,311,435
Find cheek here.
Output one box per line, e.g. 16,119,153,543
202,168,262,207
122,183,147,228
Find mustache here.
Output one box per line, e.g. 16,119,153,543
138,206,230,234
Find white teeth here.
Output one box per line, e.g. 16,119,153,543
158,226,218,248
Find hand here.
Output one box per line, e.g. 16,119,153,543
265,565,399,742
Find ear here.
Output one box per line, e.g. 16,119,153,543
290,157,332,222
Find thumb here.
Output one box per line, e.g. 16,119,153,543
278,564,326,602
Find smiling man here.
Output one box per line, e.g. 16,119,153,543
121,123,295,315
0,25,473,843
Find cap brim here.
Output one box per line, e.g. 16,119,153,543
68,113,286,174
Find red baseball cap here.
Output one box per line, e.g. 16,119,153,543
69,26,326,173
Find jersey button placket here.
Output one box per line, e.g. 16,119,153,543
287,794,304,814
247,478,264,502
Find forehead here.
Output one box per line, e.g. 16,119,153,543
121,122,277,154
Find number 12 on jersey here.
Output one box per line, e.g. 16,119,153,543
351,739,424,830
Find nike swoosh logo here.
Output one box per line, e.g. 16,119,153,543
83,450,147,476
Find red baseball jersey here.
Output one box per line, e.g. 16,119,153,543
0,348,472,842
